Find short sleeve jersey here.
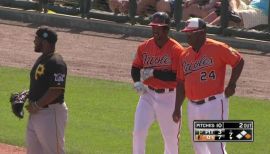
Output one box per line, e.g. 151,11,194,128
177,38,242,100
29,53,67,103
132,38,184,89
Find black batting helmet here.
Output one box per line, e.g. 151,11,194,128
149,12,170,27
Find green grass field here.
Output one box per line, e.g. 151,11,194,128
0,67,269,154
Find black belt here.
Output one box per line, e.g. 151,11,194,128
191,96,216,105
148,86,174,93
43,102,64,108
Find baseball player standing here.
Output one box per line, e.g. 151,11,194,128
25,26,68,154
131,12,185,154
172,18,244,154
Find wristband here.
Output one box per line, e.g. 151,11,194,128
34,101,42,110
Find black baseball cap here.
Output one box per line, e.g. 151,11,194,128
182,18,206,32
149,12,170,27
36,26,57,44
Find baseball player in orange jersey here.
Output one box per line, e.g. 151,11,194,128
172,18,244,154
131,12,184,154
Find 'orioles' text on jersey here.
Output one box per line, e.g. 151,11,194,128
177,38,242,100
132,38,184,89
29,53,67,103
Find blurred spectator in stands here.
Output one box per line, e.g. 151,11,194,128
93,0,111,11
204,1,242,25
108,0,173,16
156,0,174,16
39,0,48,13
182,0,220,20
205,0,268,29
136,0,173,17
230,0,252,10
34,0,54,13
80,0,91,18
136,0,156,16
108,0,129,15
234,0,269,29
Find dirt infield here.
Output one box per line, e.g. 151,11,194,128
0,143,26,154
0,19,269,152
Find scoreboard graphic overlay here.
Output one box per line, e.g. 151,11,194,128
194,120,254,142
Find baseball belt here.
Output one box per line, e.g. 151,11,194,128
148,86,174,93
190,96,216,105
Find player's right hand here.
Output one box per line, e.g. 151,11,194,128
172,109,181,123
141,68,154,81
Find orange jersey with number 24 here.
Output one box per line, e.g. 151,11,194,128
177,38,242,100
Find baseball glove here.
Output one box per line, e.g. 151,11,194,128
9,90,29,119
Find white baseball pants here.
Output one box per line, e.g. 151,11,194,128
133,88,181,154
26,102,68,154
188,93,228,154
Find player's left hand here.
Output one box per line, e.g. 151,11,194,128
141,68,154,81
225,83,236,98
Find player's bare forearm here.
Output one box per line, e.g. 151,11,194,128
26,88,63,113
225,58,244,97
173,81,185,123
175,81,185,110
202,0,217,10
228,58,244,86
36,88,64,108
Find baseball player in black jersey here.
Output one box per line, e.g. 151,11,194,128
25,26,68,154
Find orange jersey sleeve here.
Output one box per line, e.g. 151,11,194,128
132,38,184,89
219,45,242,68
132,43,144,69
177,39,242,100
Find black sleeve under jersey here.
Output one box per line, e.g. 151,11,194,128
153,70,176,81
131,66,140,82
131,67,176,82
